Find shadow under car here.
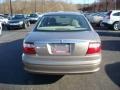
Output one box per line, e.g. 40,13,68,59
0,39,63,85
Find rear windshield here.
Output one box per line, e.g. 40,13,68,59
12,15,25,19
29,14,38,17
36,15,91,31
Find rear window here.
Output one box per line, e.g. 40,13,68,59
12,15,25,19
36,15,91,31
29,14,38,17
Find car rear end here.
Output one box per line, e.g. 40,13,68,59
22,12,101,74
7,20,24,29
29,14,39,23
102,11,113,27
29,18,38,23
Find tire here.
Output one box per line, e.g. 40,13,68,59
23,23,27,29
113,22,120,31
28,22,30,26
99,21,103,27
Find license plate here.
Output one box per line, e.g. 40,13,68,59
51,44,70,55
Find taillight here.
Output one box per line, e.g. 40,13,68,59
106,11,112,19
86,42,101,55
106,16,110,19
23,43,36,55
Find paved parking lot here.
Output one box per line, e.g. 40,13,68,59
0,25,120,90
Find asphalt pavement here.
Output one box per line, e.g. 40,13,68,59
0,25,120,90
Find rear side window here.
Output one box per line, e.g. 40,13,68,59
113,12,120,16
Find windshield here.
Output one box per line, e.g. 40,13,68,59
36,15,90,31
12,15,25,20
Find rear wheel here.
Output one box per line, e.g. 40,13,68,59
113,22,120,31
99,21,103,27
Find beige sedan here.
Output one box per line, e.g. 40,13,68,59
22,12,101,74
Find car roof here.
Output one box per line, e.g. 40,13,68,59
15,14,24,16
43,12,83,16
109,10,120,12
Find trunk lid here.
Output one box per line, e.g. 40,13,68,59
25,31,100,56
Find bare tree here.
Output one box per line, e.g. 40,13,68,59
0,0,78,14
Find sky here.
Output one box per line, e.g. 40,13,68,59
71,0,96,4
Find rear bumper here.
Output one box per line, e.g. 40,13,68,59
29,20,37,23
102,20,113,27
102,22,112,27
22,54,101,74
24,62,100,74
